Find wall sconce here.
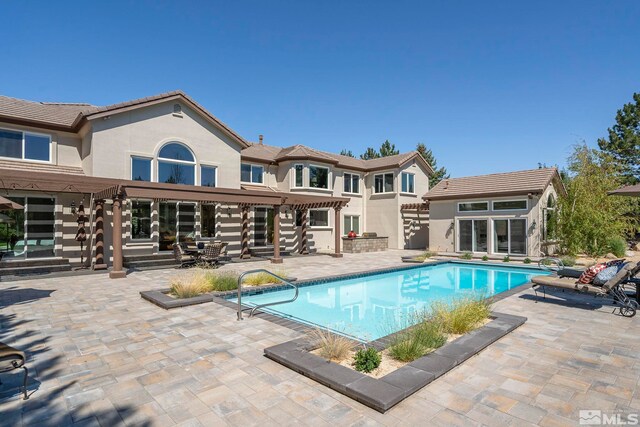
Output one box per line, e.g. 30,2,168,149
227,207,232,217
285,207,290,218
531,220,537,230
70,200,76,215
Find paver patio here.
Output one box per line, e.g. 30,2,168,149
1,250,639,426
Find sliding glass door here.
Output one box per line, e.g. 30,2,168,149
494,219,527,255
458,219,488,252
158,202,196,251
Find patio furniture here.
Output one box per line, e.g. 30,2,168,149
531,262,640,317
0,342,29,400
201,242,227,266
172,243,197,268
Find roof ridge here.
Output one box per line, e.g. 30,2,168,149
441,167,557,181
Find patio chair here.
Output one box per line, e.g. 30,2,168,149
0,342,28,400
531,262,640,317
201,242,226,266
172,243,197,268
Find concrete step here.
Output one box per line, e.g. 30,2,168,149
0,263,72,278
0,258,70,268
123,258,179,270
249,247,291,258
123,253,175,262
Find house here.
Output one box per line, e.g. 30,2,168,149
0,91,432,277
424,168,565,258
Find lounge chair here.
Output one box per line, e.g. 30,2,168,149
201,242,227,266
531,262,640,317
0,342,29,400
172,243,197,268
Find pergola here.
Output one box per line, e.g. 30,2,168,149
0,167,349,278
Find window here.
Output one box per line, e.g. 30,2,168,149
0,128,51,162
343,173,360,194
294,164,304,187
492,200,527,211
494,219,527,255
344,215,360,235
131,200,151,240
201,204,216,238
458,201,488,212
131,157,151,181
241,163,263,184
309,210,329,227
201,165,217,187
158,143,195,185
458,219,488,252
374,173,394,193
309,165,329,189
401,172,415,193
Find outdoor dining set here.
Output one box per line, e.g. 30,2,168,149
172,241,228,268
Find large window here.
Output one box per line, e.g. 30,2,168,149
201,204,216,238
493,200,527,211
0,128,51,162
344,215,360,235
401,172,415,194
201,165,217,187
1,196,55,259
241,163,264,184
494,219,527,255
131,157,151,181
158,143,195,185
294,164,304,187
343,173,359,194
458,219,488,252
309,209,329,227
131,200,151,240
309,166,329,189
458,201,488,212
374,173,394,193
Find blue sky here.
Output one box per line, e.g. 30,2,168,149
1,1,639,177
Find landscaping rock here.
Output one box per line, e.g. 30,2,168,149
605,253,617,259
626,251,635,257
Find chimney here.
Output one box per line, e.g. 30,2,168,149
259,134,264,145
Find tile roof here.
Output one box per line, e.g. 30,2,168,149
0,95,97,128
424,168,563,200
609,183,640,197
0,160,85,175
241,142,434,173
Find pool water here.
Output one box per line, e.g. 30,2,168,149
233,262,548,341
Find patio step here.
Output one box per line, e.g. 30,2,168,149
122,253,175,262
0,258,70,268
249,247,291,258
0,260,72,279
123,254,179,270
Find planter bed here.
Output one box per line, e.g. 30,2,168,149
264,311,526,413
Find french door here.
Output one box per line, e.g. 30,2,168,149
458,219,488,252
494,219,527,255
158,202,196,251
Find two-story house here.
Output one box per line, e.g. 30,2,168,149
0,91,432,277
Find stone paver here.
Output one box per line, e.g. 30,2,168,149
1,250,639,426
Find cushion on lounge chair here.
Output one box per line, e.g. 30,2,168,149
593,266,620,286
0,342,25,372
531,275,604,293
601,262,635,291
606,259,626,268
578,263,607,284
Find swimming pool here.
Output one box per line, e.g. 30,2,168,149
232,262,548,341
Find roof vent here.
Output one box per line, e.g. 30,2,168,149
259,134,264,145
443,179,449,189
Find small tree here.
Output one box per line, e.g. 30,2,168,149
379,140,399,157
416,143,449,187
360,147,380,160
340,149,355,157
557,145,637,257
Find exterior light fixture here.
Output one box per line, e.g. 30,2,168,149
70,200,76,215
227,207,232,217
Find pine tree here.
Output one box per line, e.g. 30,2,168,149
340,149,355,157
360,147,380,160
379,140,399,157
597,92,640,184
416,143,449,187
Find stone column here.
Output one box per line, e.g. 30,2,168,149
270,205,282,264
93,199,107,270
331,206,343,258
300,208,309,255
240,205,251,259
109,197,126,279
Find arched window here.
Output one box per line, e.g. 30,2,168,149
157,142,195,185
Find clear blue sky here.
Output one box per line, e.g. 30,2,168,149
1,1,639,177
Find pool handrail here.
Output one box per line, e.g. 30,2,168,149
236,269,299,320
538,257,565,271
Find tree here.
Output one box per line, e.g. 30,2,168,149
416,143,449,187
597,92,640,185
379,140,399,157
360,147,380,160
340,149,355,157
556,144,637,257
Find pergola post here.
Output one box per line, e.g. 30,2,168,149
331,205,343,258
300,208,309,255
240,205,251,259
93,199,107,270
109,197,126,279
270,205,283,264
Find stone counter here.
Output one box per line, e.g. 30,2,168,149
342,236,388,253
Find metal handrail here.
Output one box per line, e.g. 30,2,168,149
237,269,298,320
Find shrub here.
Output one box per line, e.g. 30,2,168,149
353,347,381,373
169,270,211,298
388,338,426,362
242,269,286,286
481,255,489,261
560,256,576,267
502,256,510,262
308,328,353,362
412,251,437,262
388,317,447,362
523,258,531,264
209,271,239,291
460,252,473,260
431,297,491,335
607,236,627,258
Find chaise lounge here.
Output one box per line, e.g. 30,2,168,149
531,261,640,317
0,342,29,400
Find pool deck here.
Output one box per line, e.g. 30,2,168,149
1,250,640,426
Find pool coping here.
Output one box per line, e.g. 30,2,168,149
263,311,527,413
